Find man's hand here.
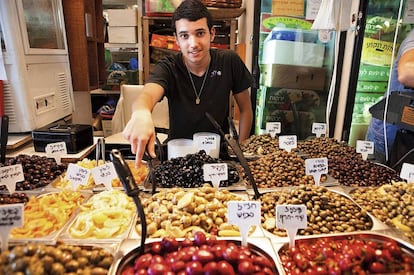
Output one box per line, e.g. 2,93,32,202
122,110,157,167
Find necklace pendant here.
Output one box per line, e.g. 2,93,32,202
196,98,200,105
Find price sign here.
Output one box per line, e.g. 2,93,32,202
0,164,24,193
203,163,228,188
265,122,281,137
91,162,117,190
45,141,67,164
312,123,327,137
194,134,218,152
400,163,414,183
305,157,328,186
279,135,297,152
65,163,91,190
356,140,374,160
276,204,307,248
228,201,261,246
0,203,24,251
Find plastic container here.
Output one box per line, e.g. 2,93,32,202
167,138,194,159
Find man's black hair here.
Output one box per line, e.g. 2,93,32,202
171,0,213,32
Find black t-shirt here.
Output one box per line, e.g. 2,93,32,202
147,49,252,140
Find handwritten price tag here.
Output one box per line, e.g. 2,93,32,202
276,204,307,248
0,164,24,193
305,157,328,186
400,163,414,183
0,203,24,251
312,123,327,137
203,163,227,188
279,135,297,152
45,141,67,164
356,140,374,160
228,201,261,246
194,134,218,152
65,163,91,190
91,162,117,190
266,122,281,137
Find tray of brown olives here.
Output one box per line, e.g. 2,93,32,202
274,231,414,274
111,231,281,275
0,242,115,274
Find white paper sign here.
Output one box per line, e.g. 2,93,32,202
356,140,374,161
0,164,24,193
279,135,297,152
305,157,328,186
46,141,67,164
266,122,281,137
203,163,228,188
400,163,414,183
0,203,24,251
312,122,327,137
276,204,307,248
91,162,117,190
65,163,91,190
228,201,261,246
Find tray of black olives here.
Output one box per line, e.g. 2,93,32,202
143,150,247,191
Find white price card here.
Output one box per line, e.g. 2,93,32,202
305,157,328,186
91,162,117,190
0,203,24,251
45,141,67,164
203,163,227,189
400,163,414,183
0,164,24,193
65,163,91,191
356,140,374,161
228,201,261,246
312,123,327,137
266,122,281,137
194,134,218,152
279,135,297,152
276,204,307,248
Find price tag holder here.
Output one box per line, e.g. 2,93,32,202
65,163,91,191
400,163,414,183
276,204,307,248
312,123,327,137
305,157,328,186
45,141,67,165
194,134,218,154
91,162,117,190
0,164,24,193
0,203,23,251
228,201,261,246
356,140,374,161
279,135,297,152
203,163,228,188
265,122,281,138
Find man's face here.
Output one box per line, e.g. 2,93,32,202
175,18,215,66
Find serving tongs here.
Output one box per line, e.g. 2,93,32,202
206,112,261,199
95,137,105,166
110,149,146,256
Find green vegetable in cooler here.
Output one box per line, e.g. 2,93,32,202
365,16,397,41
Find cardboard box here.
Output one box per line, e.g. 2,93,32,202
107,9,137,26
261,64,326,91
358,63,390,82
262,39,325,67
108,26,137,43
